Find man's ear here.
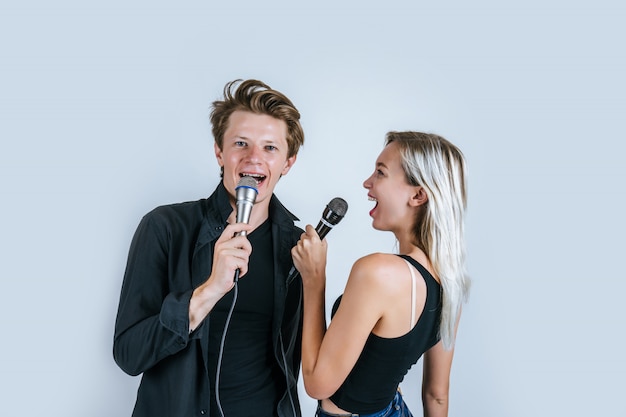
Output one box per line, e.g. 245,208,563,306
214,142,224,168
280,154,297,176
410,186,428,207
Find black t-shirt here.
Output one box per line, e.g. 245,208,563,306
208,219,283,416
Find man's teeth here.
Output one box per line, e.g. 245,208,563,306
241,174,264,183
368,197,377,202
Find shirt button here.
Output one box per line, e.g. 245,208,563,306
200,409,206,415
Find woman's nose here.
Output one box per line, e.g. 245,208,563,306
363,174,372,189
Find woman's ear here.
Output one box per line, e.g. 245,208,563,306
410,186,428,207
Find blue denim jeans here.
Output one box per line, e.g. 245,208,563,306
315,391,413,417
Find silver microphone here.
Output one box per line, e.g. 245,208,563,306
235,176,258,236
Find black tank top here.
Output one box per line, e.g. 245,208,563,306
329,255,442,414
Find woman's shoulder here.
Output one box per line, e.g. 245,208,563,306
354,252,404,267
350,253,408,286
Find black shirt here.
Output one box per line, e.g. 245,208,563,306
209,219,283,416
113,182,304,417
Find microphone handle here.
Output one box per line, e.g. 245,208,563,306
315,220,333,240
287,221,333,283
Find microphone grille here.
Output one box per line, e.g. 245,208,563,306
328,197,348,217
236,176,258,190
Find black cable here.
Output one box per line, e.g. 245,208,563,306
215,269,240,417
279,331,297,417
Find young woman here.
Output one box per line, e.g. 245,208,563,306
292,131,471,417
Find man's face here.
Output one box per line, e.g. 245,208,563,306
215,110,296,206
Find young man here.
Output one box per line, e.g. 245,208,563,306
114,79,305,417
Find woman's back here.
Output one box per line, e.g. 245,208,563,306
328,255,442,414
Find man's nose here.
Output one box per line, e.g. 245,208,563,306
246,145,262,162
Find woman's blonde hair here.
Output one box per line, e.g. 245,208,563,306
386,131,470,350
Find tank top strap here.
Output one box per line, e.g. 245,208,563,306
401,258,418,329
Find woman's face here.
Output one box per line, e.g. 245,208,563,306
363,142,418,233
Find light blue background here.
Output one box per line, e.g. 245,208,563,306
1,1,624,416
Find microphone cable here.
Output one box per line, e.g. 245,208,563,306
216,177,256,416
215,269,240,417
278,281,302,417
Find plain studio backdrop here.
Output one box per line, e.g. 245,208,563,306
1,1,624,416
